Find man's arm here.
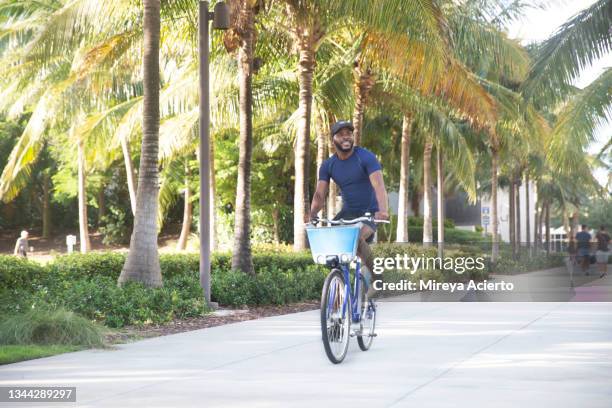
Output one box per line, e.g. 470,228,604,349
309,180,329,220
369,170,389,220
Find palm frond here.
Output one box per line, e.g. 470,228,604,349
522,0,612,105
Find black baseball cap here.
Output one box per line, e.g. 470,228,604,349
331,120,354,136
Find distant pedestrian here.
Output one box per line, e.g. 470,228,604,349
595,226,610,278
575,225,592,275
13,230,29,258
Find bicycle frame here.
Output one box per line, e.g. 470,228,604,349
327,258,364,324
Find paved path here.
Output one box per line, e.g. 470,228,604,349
1,301,611,408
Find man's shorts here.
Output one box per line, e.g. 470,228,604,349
596,250,610,264
333,209,376,243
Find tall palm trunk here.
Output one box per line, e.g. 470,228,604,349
515,174,521,256
327,136,337,218
422,138,433,245
491,148,499,262
272,205,281,244
97,188,105,225
232,2,255,275
120,137,137,216
315,112,328,219
77,139,91,253
396,113,411,242
42,172,51,239
570,210,578,239
436,146,444,256
535,199,542,249
209,140,217,251
290,22,318,250
119,0,162,287
509,177,516,255
352,62,375,146
177,162,192,251
525,173,530,251
545,200,551,254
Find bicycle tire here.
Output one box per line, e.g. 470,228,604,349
320,269,350,364
357,275,376,351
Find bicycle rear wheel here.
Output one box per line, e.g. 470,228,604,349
357,275,376,351
321,269,350,364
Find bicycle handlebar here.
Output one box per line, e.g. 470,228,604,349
307,213,390,227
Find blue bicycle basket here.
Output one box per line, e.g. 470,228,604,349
306,224,361,264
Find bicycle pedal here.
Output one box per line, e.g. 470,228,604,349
369,333,378,337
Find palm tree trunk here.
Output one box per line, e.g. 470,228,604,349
292,37,315,250
120,136,137,216
316,113,328,219
97,187,105,226
515,174,521,256
509,178,516,255
327,136,337,218
534,199,540,249
422,138,433,245
272,205,281,244
209,141,217,251
119,0,162,287
525,173,530,252
563,207,570,252
42,172,51,239
570,210,578,239
232,3,255,275
437,146,444,257
545,200,551,255
491,148,499,262
411,192,421,217
177,162,191,251
352,63,375,146
396,113,412,243
77,139,91,253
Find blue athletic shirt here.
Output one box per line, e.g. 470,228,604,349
318,147,382,213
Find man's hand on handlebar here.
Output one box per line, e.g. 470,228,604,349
374,211,389,221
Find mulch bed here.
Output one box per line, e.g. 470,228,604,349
106,300,319,344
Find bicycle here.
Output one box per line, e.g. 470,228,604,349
306,213,389,364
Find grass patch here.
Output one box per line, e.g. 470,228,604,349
0,307,105,347
0,344,83,365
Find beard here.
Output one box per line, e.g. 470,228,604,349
333,139,353,153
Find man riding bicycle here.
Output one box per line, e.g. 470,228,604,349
308,120,389,297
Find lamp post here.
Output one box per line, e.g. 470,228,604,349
199,1,229,308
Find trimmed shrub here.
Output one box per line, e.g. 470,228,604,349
0,255,45,290
46,253,126,282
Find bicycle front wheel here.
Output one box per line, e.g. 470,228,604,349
320,269,350,364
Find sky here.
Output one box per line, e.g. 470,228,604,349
507,0,611,186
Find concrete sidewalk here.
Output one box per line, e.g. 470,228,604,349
1,302,611,408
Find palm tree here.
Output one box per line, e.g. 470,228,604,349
422,136,434,245
118,0,162,287
396,113,412,242
226,0,258,275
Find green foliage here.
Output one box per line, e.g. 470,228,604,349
47,253,127,281
0,307,105,347
99,205,132,245
377,217,485,244
211,265,326,306
0,255,45,289
490,252,565,274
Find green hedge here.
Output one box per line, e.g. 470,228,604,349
4,243,563,329
0,252,325,327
